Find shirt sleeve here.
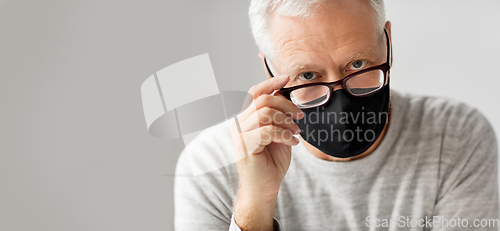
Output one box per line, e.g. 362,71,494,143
229,214,282,231
430,107,499,230
229,214,241,231
173,136,238,230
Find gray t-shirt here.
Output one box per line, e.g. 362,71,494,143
174,89,499,230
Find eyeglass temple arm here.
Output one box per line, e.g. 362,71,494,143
263,56,275,78
384,28,391,68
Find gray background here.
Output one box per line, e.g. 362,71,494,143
1,0,499,230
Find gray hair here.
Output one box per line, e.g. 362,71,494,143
248,0,386,59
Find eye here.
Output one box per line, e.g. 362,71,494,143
298,72,317,81
350,60,368,71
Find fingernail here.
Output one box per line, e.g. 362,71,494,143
278,74,289,80
294,128,301,135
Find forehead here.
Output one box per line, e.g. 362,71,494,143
269,0,381,69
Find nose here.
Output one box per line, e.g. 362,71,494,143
332,84,343,91
327,71,345,92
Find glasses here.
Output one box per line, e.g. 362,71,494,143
264,28,392,109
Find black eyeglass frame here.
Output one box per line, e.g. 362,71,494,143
264,28,392,107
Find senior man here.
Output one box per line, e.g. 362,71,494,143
174,0,499,230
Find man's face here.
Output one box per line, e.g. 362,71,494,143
268,0,388,89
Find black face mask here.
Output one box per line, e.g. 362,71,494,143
294,84,390,158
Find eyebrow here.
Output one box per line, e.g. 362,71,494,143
348,48,374,62
286,63,311,73
285,64,315,81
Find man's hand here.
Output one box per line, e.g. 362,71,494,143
230,74,304,230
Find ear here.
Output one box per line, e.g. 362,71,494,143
258,52,272,80
385,21,393,66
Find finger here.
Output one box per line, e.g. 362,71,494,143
248,74,290,100
238,94,304,121
272,90,284,97
242,125,300,154
239,107,301,134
